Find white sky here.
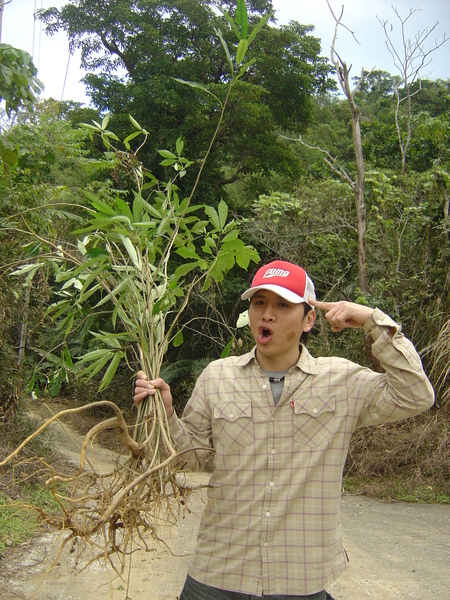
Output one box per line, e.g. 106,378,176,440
2,0,449,106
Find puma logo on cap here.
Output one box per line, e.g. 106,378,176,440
262,268,290,278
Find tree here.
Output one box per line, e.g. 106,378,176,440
0,44,43,118
0,100,98,419
378,6,448,173
38,0,334,199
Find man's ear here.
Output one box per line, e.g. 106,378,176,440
303,309,316,332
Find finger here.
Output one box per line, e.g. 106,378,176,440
308,298,336,311
149,378,170,391
133,389,151,408
136,370,148,380
135,377,151,389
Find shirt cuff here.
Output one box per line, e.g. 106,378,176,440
363,307,400,341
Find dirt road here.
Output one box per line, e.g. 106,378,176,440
1,411,449,599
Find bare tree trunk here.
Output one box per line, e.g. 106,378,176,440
350,96,368,294
328,3,369,294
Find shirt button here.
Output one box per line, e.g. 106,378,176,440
229,413,234,418
271,449,276,454
313,408,318,414
269,482,274,487
262,384,267,390
266,512,271,517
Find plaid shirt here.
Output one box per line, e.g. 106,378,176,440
168,309,434,595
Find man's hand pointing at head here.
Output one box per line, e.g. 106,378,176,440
308,299,374,332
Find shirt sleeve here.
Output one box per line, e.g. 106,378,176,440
167,371,215,472
355,308,435,427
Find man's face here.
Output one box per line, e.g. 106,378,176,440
248,289,315,370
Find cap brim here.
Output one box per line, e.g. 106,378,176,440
241,284,306,304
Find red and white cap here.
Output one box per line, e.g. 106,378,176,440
241,260,316,306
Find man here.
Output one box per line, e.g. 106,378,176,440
134,260,434,600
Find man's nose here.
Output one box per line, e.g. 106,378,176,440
262,306,275,321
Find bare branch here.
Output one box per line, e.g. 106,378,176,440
280,134,355,188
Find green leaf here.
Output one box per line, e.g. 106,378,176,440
236,39,249,65
132,192,144,222
129,115,142,130
78,352,113,379
222,229,239,243
247,12,272,46
98,351,125,391
120,235,142,271
62,347,73,369
80,122,102,133
84,191,116,215
86,247,109,259
10,263,44,278
236,245,260,269
44,299,70,319
115,197,133,220
172,330,184,347
216,11,240,41
102,129,120,141
176,246,200,260
101,112,111,130
123,130,143,148
220,338,234,358
176,137,184,155
214,28,234,76
236,57,256,80
174,261,199,278
158,149,177,159
79,265,106,300
90,331,125,349
77,349,114,364
142,199,162,219
116,306,137,329
172,78,222,105
236,0,248,39
205,205,221,229
218,199,229,228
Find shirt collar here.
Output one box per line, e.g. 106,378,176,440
235,346,318,375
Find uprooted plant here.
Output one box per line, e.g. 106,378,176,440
0,0,268,578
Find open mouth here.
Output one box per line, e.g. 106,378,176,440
258,326,273,344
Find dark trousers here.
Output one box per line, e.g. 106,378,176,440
179,574,335,600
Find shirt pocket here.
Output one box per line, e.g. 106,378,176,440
292,396,336,447
212,401,254,450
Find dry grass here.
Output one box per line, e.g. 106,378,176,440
344,405,450,500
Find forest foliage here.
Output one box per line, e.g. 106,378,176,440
0,0,449,499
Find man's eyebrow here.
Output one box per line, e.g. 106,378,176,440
252,291,291,303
